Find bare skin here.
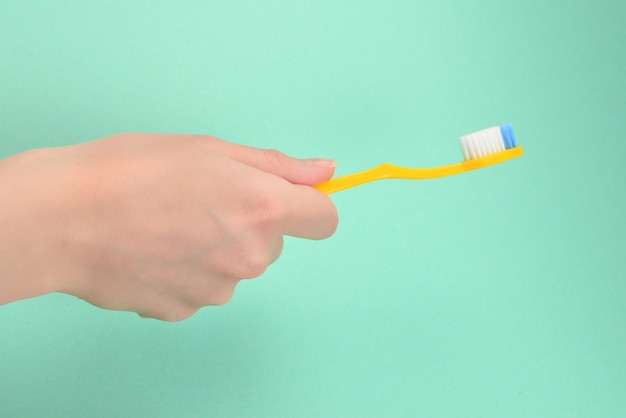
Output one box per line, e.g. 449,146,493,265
0,133,338,321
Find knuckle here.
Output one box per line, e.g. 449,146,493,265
208,286,237,306
141,306,198,322
269,237,284,264
215,240,271,279
222,238,271,279
238,252,269,279
262,148,288,168
164,308,197,322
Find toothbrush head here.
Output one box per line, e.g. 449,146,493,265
459,123,518,161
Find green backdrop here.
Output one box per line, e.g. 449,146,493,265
1,1,625,417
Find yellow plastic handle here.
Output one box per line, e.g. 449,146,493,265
314,146,524,194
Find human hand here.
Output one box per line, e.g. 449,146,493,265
0,133,338,321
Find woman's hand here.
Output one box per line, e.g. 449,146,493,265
0,133,338,321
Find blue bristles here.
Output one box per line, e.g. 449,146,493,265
499,124,517,149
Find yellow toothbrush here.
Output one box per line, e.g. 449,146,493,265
314,124,523,194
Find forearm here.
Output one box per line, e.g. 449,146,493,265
0,149,59,305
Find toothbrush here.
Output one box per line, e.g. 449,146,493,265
314,123,523,194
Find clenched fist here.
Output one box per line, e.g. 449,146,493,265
0,133,338,321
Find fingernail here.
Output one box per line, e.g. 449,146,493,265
304,158,337,168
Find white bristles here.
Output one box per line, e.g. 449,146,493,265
458,126,506,161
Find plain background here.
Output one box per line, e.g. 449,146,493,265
1,1,625,417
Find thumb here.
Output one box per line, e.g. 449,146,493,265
261,151,337,186
213,140,336,186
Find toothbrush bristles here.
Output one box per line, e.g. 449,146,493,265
459,124,517,161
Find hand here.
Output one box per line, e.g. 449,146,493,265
0,133,338,321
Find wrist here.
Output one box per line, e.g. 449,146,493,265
0,148,69,305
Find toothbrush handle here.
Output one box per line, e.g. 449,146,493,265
313,161,466,194
314,147,524,195
313,163,416,194
314,161,473,194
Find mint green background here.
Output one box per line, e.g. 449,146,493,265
1,1,625,417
